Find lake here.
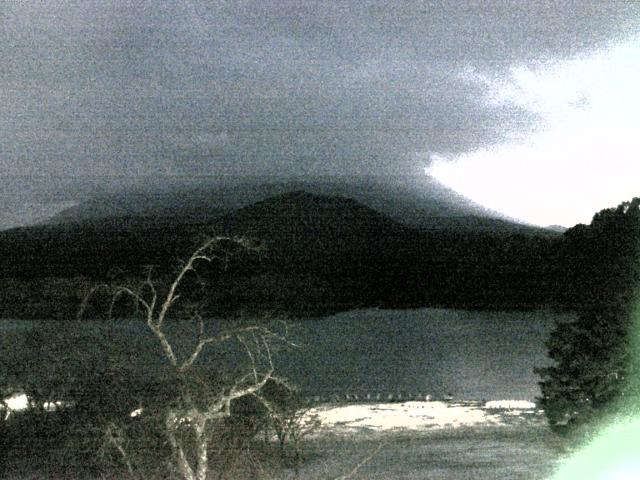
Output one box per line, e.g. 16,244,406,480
0,308,573,403
268,308,571,402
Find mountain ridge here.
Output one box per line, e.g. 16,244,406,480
48,176,551,235
0,187,560,318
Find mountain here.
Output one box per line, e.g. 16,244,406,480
218,190,411,249
0,190,414,280
48,175,549,235
0,189,560,318
212,190,420,279
545,224,568,233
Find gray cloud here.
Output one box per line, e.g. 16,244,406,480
1,0,639,183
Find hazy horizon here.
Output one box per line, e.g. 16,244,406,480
2,1,639,226
0,172,511,231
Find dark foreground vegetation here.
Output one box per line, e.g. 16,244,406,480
1,421,566,480
1,238,320,480
1,191,640,477
538,197,640,436
297,425,564,480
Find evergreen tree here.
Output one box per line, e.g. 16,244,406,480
538,198,640,433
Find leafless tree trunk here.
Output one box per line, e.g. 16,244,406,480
81,236,288,480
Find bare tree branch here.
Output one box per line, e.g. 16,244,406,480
227,368,274,405
147,322,179,368
166,411,197,480
77,283,112,321
333,441,386,480
156,236,235,329
109,286,152,318
103,422,140,480
178,325,291,373
238,334,259,383
81,236,292,480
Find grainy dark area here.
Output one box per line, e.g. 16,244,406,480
1,2,639,478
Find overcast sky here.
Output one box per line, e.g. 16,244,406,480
2,1,640,226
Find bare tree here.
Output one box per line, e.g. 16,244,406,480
80,236,290,480
256,384,320,473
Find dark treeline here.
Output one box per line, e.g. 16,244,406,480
0,190,596,320
538,198,640,434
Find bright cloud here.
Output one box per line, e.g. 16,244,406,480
428,37,640,227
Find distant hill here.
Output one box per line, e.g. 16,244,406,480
49,175,551,235
545,224,568,233
0,188,561,318
218,190,411,251
0,190,415,280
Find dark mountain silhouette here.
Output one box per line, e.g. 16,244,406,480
0,189,561,319
49,175,551,235
218,190,411,253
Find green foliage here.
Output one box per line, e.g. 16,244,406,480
537,309,628,432
538,198,640,434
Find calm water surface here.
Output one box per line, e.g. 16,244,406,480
1,308,574,401
277,308,573,401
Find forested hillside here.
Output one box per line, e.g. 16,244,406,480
0,190,560,319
